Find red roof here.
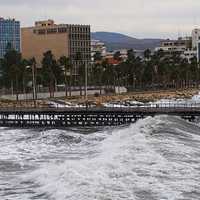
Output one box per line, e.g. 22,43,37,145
106,57,121,65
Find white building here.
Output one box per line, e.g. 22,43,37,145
155,39,188,54
91,40,107,62
192,29,200,50
181,50,197,63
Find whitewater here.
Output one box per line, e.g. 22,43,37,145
1,96,200,199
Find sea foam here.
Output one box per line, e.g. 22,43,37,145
20,116,200,200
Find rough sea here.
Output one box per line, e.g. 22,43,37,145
1,94,200,200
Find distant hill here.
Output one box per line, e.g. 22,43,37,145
91,32,162,51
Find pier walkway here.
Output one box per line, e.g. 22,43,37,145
0,105,199,127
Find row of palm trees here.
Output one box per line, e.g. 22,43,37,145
0,48,199,100
0,50,72,99
92,49,199,91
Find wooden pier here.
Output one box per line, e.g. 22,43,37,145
0,106,199,128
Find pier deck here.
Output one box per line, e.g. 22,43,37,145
0,106,199,127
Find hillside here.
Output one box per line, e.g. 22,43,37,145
91,32,162,51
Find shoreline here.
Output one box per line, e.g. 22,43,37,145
0,88,199,107
64,88,200,105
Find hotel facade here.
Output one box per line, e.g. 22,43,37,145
21,20,91,79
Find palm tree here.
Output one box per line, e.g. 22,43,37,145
113,51,122,61
20,58,30,94
144,49,151,61
3,49,22,100
93,63,104,94
75,52,85,96
59,56,71,96
93,51,102,62
42,51,56,98
29,57,37,101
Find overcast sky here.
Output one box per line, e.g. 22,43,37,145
1,0,200,39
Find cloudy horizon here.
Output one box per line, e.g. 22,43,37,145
1,0,200,39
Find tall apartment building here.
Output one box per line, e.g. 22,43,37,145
21,20,91,79
0,18,20,58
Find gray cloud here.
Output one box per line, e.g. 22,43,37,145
0,0,200,38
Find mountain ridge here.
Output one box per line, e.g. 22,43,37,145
91,32,162,51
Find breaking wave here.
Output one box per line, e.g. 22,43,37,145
0,115,200,199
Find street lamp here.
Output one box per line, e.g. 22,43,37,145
26,64,37,107
85,62,88,102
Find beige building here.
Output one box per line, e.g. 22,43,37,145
155,37,192,55
21,20,91,77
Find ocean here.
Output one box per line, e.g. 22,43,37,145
1,95,200,199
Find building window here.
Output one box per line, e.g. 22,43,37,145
38,29,46,34
47,28,57,34
58,27,67,33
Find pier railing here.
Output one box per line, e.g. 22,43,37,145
0,103,200,113
0,103,199,127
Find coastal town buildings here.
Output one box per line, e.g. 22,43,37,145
181,50,197,63
154,36,198,62
0,18,20,58
21,20,91,79
91,40,106,62
93,48,145,65
155,37,192,55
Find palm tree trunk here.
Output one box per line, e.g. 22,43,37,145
69,69,72,96
49,79,54,98
15,75,19,101
80,84,82,96
23,77,25,95
55,78,57,92
64,68,68,97
11,80,14,96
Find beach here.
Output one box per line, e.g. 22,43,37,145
1,88,200,107
0,88,199,108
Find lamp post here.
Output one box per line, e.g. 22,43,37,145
85,62,88,102
26,63,37,107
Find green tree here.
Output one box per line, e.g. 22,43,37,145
75,52,86,96
113,51,122,61
59,56,72,96
42,51,57,98
2,50,22,100
93,51,102,62
20,58,30,94
144,49,151,60
127,49,135,61
92,63,104,94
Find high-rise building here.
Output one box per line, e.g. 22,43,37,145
21,20,91,80
0,18,20,58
